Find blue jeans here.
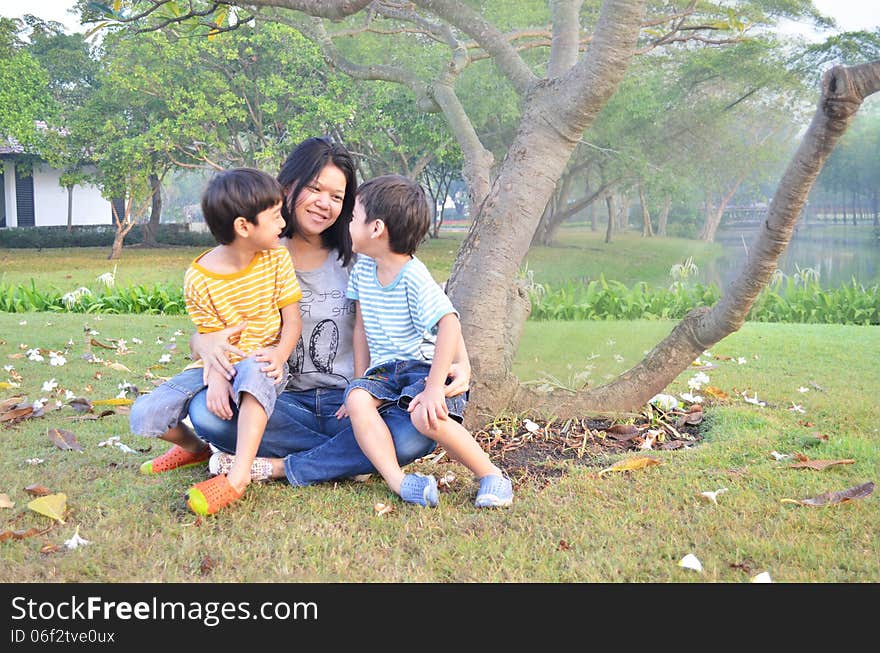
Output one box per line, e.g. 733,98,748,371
130,358,286,438
187,387,437,486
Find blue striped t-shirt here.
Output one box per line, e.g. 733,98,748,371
346,255,458,369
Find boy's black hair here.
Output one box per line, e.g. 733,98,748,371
356,174,430,256
277,136,357,267
201,168,283,245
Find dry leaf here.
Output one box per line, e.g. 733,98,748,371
0,493,14,509
40,542,62,554
373,502,393,516
0,526,52,542
24,484,52,497
789,459,855,471
557,540,571,551
703,386,728,400
678,553,703,572
27,493,67,523
781,481,875,507
47,427,84,452
0,404,34,423
0,381,20,389
604,424,639,441
106,362,132,373
90,338,117,349
0,396,25,412
200,555,216,576
598,456,660,477
68,397,93,413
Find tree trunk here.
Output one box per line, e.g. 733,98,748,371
639,184,653,237
604,192,614,244
66,186,74,232
700,175,744,243
141,173,162,247
657,195,671,236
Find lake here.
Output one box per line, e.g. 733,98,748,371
710,223,880,289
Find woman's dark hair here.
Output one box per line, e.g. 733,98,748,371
277,136,357,266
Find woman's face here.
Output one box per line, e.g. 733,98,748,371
291,163,348,238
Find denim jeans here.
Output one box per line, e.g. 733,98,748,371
130,358,286,438
187,386,437,486
345,359,467,422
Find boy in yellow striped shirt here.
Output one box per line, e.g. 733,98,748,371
130,168,302,515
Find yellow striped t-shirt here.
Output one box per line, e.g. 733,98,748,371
184,247,302,367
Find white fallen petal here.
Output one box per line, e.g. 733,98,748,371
678,553,703,572
25,458,44,465
64,525,91,550
523,419,540,433
750,571,772,583
770,450,792,461
699,487,728,504
649,393,678,411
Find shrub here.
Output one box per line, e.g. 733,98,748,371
0,224,214,249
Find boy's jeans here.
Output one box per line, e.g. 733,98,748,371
187,386,437,486
130,357,288,438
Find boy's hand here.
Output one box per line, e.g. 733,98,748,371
407,382,448,431
191,322,247,384
253,347,287,381
334,404,349,420
205,371,234,420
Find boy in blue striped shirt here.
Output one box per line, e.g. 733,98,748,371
345,175,512,508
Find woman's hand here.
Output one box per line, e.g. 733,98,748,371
190,322,247,384
445,359,471,397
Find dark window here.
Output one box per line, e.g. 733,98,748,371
14,166,35,227
0,168,6,228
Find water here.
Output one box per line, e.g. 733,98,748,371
709,224,880,289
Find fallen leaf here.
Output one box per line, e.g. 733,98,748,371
27,493,67,523
68,397,93,413
0,404,34,423
24,484,52,497
0,493,14,509
0,396,25,412
200,555,216,576
750,571,773,583
47,428,84,452
90,338,117,349
0,525,53,542
90,397,134,406
40,542,62,554
604,424,639,441
789,459,855,471
557,540,571,551
0,381,20,389
703,386,729,400
678,553,703,572
373,502,393,516
781,481,875,507
106,362,132,373
598,456,660,477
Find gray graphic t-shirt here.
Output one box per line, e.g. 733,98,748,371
285,252,356,391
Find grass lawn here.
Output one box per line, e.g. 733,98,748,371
0,312,877,582
0,229,719,291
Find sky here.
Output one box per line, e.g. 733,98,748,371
0,0,877,35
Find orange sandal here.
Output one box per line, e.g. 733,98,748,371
186,474,245,516
139,444,211,475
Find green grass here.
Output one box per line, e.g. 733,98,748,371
0,229,719,291
0,313,877,582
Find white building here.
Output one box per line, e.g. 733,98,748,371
1,142,114,229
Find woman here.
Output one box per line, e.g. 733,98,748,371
141,136,470,486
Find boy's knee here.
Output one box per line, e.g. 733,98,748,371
409,408,436,438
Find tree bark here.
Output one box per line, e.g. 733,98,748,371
604,192,615,244
657,195,671,236
142,173,162,247
66,186,73,232
639,184,653,237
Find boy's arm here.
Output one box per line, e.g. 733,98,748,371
276,302,302,361
352,300,370,378
408,312,460,430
